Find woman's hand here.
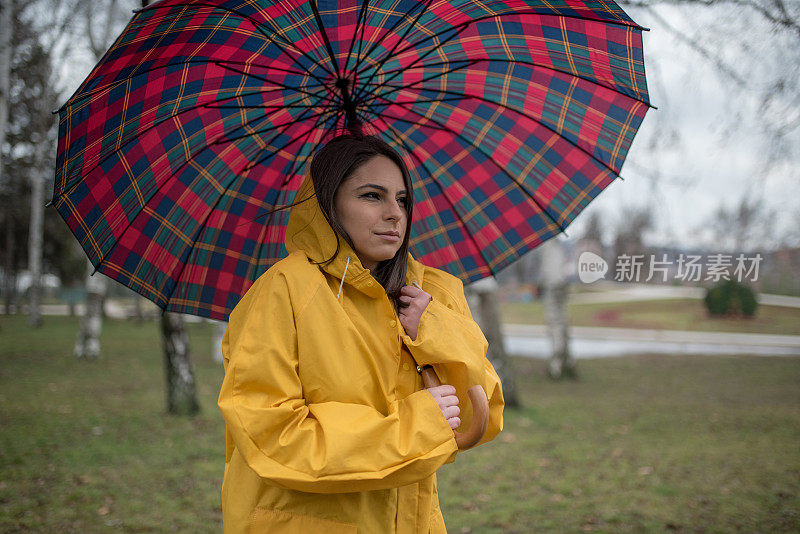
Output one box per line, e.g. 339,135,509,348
426,384,461,430
397,284,432,340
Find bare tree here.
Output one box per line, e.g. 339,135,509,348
0,1,11,188
162,312,200,415
619,0,799,193
212,320,226,364
466,278,519,408
539,238,576,380
69,0,129,356
10,0,83,325
703,192,776,252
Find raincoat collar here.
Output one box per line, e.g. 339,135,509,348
284,173,424,295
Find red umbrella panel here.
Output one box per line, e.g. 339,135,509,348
53,0,652,320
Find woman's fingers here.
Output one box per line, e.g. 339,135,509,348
426,385,462,430
447,417,461,430
442,405,460,418
400,285,422,297
428,385,456,398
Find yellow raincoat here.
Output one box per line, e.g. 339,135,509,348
218,173,504,533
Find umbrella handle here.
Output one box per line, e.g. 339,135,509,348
420,365,489,451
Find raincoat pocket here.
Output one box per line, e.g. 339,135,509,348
250,508,357,533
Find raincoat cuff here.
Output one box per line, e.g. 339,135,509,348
401,298,488,389
415,389,459,459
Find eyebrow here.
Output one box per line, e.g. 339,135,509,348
355,183,408,195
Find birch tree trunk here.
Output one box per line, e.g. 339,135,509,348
161,312,200,415
3,217,14,314
541,239,576,379
0,0,11,183
27,136,47,327
212,320,226,364
74,259,106,359
466,277,519,408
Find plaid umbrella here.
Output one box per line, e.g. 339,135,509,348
52,0,651,321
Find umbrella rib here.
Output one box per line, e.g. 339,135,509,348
354,11,648,105
216,98,336,146
86,102,333,281
364,109,494,276
211,60,334,104
353,0,433,101
59,3,334,116
137,104,333,310
57,63,332,193
368,57,653,109
61,58,329,114
353,24,471,105
362,97,567,235
309,0,342,80
343,0,371,77
244,107,338,285
54,89,330,206
351,0,431,73
359,10,646,78
241,105,337,173
146,2,336,78
371,80,636,178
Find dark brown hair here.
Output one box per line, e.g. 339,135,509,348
309,134,414,310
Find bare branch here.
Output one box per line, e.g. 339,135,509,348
620,0,800,37
638,4,749,86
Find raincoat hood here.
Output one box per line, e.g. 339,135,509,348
284,172,424,292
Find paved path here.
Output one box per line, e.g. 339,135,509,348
570,284,800,308
504,324,800,358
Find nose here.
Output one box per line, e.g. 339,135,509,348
385,199,405,221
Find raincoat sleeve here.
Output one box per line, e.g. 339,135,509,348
218,269,458,494
401,275,504,451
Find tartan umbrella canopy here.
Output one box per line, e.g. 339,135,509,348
52,0,651,321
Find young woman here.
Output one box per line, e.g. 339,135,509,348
218,134,504,533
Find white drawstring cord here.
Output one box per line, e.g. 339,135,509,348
336,256,351,301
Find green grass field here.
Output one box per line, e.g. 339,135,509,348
1,315,798,532
500,298,800,336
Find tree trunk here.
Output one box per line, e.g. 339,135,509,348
27,139,46,327
74,259,106,359
465,277,519,408
541,239,576,380
3,214,14,314
132,294,143,324
161,311,200,415
212,320,226,364
0,0,11,185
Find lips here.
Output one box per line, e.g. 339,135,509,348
375,230,400,242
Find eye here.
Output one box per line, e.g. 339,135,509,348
398,196,408,207
360,192,381,200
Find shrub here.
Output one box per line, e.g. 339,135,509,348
704,279,758,317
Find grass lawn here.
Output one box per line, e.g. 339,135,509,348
500,298,800,336
1,315,798,532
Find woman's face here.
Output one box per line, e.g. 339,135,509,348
333,155,409,271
